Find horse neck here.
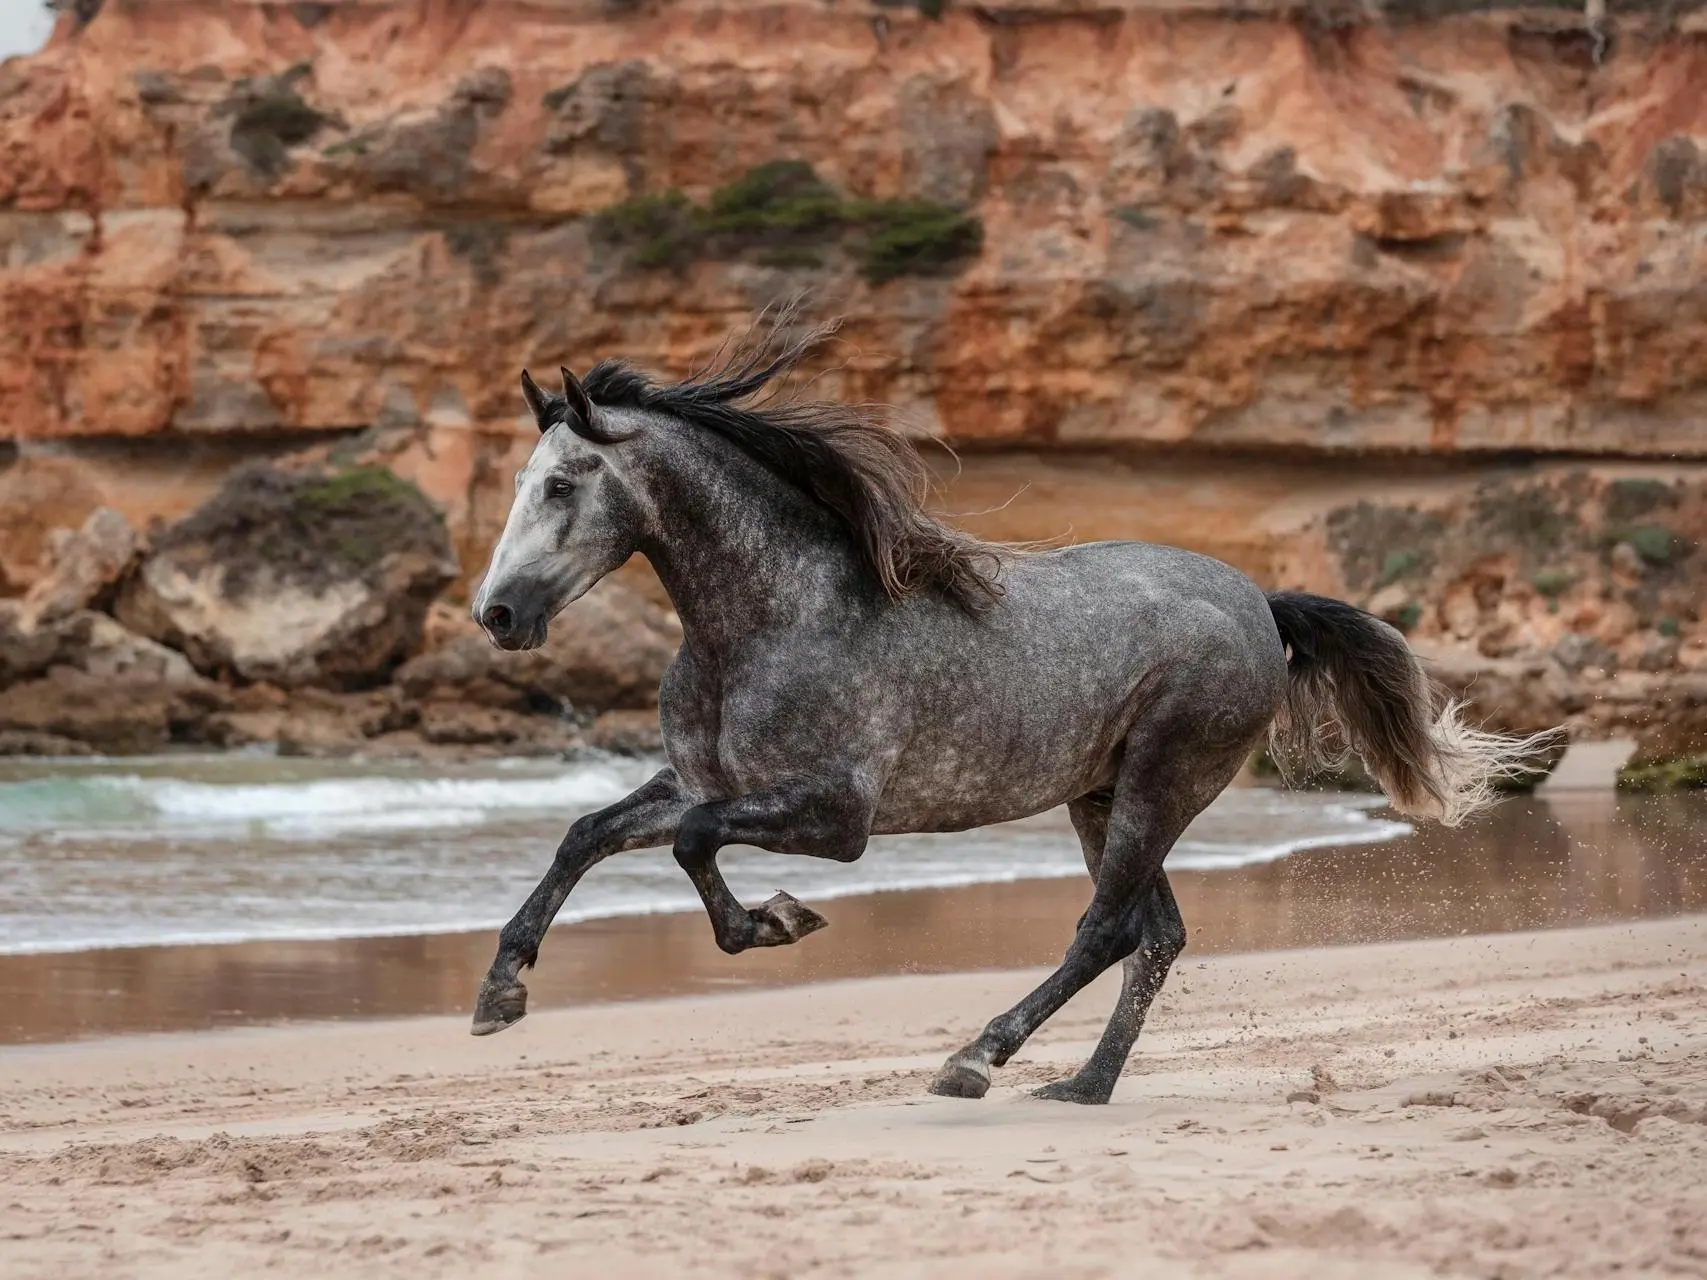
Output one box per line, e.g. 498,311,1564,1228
635,432,859,655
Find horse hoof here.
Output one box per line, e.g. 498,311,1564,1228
1031,1076,1112,1106
755,891,829,945
927,1058,991,1100
470,979,528,1036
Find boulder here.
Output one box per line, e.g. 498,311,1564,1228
395,576,681,713
18,507,140,628
0,667,182,755
0,601,64,687
0,604,225,753
115,463,458,689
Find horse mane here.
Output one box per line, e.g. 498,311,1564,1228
571,313,1007,614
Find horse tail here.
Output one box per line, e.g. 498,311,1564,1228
1265,591,1560,828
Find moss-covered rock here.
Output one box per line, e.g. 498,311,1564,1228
1617,754,1707,792
115,463,457,690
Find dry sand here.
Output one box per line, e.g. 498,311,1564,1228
1,916,1703,1278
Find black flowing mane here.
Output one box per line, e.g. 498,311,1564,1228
568,317,1005,614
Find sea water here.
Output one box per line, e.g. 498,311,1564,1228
0,752,1409,955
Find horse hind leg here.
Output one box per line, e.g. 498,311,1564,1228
927,706,1253,1102
1043,790,1190,1104
1032,871,1185,1104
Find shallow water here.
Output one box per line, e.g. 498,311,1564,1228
0,758,1703,1043
0,753,1407,955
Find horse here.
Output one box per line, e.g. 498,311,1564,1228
467,312,1555,1104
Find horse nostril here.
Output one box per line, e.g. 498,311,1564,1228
482,603,515,637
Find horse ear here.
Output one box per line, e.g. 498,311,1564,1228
520,369,551,430
560,366,595,434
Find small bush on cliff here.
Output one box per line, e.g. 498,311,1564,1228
591,191,701,268
1470,483,1573,558
1604,477,1676,524
704,161,845,237
1606,523,1691,567
1532,568,1573,598
1374,549,1422,589
591,163,982,283
1324,502,1447,595
853,199,985,284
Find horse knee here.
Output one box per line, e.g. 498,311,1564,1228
553,813,600,870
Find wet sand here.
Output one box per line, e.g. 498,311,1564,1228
5,789,1704,1044
1,915,1702,1278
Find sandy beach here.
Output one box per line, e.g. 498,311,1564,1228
2,914,1702,1278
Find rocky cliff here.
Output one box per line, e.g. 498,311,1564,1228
5,0,1707,567
4,0,1707,765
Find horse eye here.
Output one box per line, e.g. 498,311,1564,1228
544,477,574,500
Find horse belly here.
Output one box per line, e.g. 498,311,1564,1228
868,718,1123,835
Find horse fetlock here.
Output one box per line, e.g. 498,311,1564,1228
470,977,529,1036
928,1054,992,1100
981,1017,1027,1067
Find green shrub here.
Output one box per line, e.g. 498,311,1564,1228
1474,484,1571,556
758,246,827,270
1112,206,1162,232
294,466,444,574
1604,477,1675,524
1531,568,1573,597
590,163,984,284
1627,524,1688,566
853,199,984,284
592,191,701,268
1618,755,1707,793
704,161,844,237
1395,601,1423,632
1374,548,1422,589
1658,616,1682,638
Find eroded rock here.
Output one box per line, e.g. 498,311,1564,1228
0,609,223,754
19,507,140,628
114,463,458,689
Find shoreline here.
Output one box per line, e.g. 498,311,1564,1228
2,916,1702,1277
7,786,1704,1045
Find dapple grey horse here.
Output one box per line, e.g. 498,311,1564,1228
468,313,1553,1104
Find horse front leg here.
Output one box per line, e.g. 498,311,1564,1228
671,782,872,955
471,767,690,1035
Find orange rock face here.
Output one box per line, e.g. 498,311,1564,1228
3,0,1707,585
